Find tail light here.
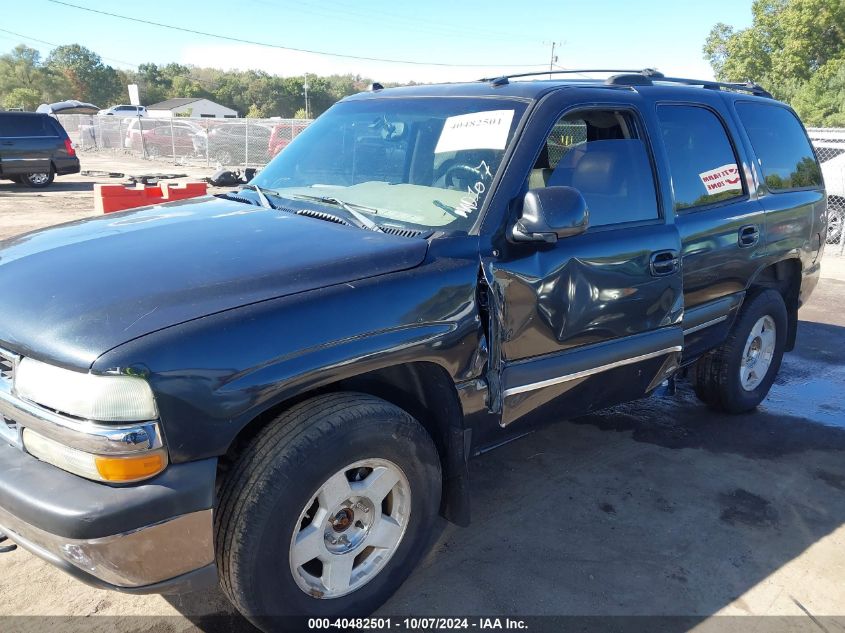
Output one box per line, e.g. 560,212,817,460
64,138,76,157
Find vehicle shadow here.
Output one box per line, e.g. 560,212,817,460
0,181,95,193
165,318,845,627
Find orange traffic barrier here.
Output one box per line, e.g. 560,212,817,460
95,181,208,214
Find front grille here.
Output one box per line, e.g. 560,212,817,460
0,349,20,447
0,350,16,384
0,358,13,382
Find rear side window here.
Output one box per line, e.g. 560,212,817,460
0,115,54,137
657,105,744,212
735,102,822,192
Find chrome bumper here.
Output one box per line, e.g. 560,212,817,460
0,505,215,591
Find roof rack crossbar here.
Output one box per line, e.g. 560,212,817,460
653,76,773,98
479,68,773,99
479,68,663,83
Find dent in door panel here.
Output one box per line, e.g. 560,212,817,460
490,234,682,362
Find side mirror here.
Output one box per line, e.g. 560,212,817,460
510,186,589,243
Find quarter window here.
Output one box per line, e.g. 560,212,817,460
735,102,822,192
657,105,744,212
529,110,659,226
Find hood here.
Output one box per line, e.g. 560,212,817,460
0,196,428,368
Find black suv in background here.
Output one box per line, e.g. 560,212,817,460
0,112,80,187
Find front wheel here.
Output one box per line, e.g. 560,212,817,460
215,393,442,628
692,289,787,413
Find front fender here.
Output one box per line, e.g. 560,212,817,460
93,238,482,462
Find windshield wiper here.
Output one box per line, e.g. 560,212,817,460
239,183,276,209
292,194,384,232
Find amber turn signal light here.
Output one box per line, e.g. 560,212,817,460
95,452,166,482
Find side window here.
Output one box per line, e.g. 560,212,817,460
3,116,51,137
735,102,822,192
529,109,658,226
657,105,744,212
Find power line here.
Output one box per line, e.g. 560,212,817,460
45,0,546,68
0,27,217,87
0,27,139,69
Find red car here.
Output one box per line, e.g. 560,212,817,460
131,124,201,158
268,121,309,158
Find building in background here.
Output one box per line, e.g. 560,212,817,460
146,98,237,119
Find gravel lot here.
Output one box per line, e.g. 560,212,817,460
1,156,845,631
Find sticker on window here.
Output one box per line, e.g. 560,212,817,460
435,110,515,154
699,164,742,195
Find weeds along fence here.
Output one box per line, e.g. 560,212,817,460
55,115,845,251
56,113,311,171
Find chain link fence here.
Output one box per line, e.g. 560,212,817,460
56,114,311,170
807,128,845,251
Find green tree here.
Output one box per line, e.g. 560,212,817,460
704,0,845,124
46,44,123,107
3,87,42,110
0,45,71,106
0,43,391,118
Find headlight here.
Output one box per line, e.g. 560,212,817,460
14,357,157,422
23,428,166,483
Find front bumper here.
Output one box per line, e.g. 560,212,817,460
0,440,218,593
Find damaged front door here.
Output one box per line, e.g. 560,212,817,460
486,102,684,426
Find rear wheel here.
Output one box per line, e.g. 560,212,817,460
22,170,54,188
215,393,441,629
692,289,787,413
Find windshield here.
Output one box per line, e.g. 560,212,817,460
252,97,527,232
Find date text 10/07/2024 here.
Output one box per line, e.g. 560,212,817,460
307,617,529,630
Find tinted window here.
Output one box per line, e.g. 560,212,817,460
0,114,54,137
532,110,658,226
736,102,822,191
657,105,744,212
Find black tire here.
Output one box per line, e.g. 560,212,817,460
215,392,442,629
21,169,54,188
9,175,21,184
692,289,787,413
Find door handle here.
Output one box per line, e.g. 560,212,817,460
650,250,679,276
0,141,13,146
738,224,759,248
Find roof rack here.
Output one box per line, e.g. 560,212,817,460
480,68,661,83
480,68,773,98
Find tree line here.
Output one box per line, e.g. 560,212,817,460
0,43,393,118
704,0,845,127
5,4,845,129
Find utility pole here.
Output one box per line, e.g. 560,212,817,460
548,41,561,79
303,73,310,119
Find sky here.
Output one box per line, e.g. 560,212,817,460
0,0,754,84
